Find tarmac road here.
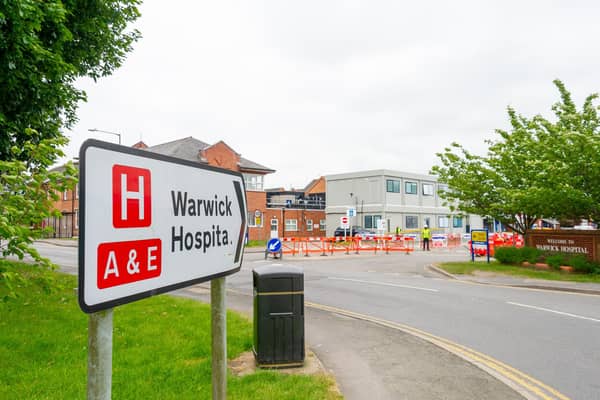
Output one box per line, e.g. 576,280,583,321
228,250,600,400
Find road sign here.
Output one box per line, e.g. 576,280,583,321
266,238,282,253
340,216,350,228
377,219,387,231
471,230,488,243
78,139,247,313
470,229,490,263
347,208,356,217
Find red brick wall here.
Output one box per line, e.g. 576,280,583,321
246,206,326,241
48,187,80,236
52,188,79,213
201,142,240,171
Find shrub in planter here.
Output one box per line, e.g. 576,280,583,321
545,254,565,270
494,246,523,264
520,246,542,264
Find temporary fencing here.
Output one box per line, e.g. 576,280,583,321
281,237,299,256
276,231,523,257
279,235,415,256
468,232,524,257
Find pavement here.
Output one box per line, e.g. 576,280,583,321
38,238,600,399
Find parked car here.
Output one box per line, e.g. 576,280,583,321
333,226,374,238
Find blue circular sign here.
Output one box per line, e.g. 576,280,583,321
267,238,282,253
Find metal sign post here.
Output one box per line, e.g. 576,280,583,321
211,277,226,400
347,208,356,238
87,309,113,400
341,216,350,241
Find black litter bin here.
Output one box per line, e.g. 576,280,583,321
253,265,304,367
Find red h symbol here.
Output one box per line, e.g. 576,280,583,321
112,165,151,228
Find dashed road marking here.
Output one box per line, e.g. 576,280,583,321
507,302,600,323
328,277,439,292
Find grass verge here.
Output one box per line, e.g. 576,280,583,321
245,240,267,248
0,260,341,399
437,260,600,283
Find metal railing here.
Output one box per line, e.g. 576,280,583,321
266,199,326,210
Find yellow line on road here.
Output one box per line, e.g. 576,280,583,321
215,285,570,399
306,301,570,400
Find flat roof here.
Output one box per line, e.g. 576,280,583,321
325,169,438,182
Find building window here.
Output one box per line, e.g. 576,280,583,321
76,184,79,199
306,219,313,231
320,219,326,231
285,219,298,231
423,183,434,196
438,216,449,228
63,190,68,200
243,174,264,191
453,216,463,228
247,211,263,227
75,209,79,229
386,179,400,193
406,215,418,229
405,181,417,194
364,215,382,229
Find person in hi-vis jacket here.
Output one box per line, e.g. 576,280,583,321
422,225,431,251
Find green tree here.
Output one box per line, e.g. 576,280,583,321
432,80,600,236
0,0,141,284
0,0,142,161
0,132,76,266
1,132,76,299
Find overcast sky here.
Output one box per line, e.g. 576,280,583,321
62,0,600,189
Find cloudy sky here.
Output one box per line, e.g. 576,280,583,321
63,0,600,189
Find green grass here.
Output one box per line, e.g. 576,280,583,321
0,260,340,399
438,260,600,283
245,240,267,248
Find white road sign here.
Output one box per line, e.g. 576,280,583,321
78,140,247,313
340,216,350,229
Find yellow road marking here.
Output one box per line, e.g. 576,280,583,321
212,285,571,399
306,301,570,400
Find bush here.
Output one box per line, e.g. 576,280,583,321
494,246,523,264
545,254,565,270
567,255,597,274
520,247,542,264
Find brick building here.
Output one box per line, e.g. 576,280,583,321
43,162,80,238
260,177,327,240
46,137,326,240
141,137,326,241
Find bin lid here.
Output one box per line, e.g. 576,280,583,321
253,265,303,278
253,266,303,293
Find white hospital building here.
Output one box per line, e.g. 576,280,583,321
325,169,484,236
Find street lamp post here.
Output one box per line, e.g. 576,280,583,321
88,128,121,145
